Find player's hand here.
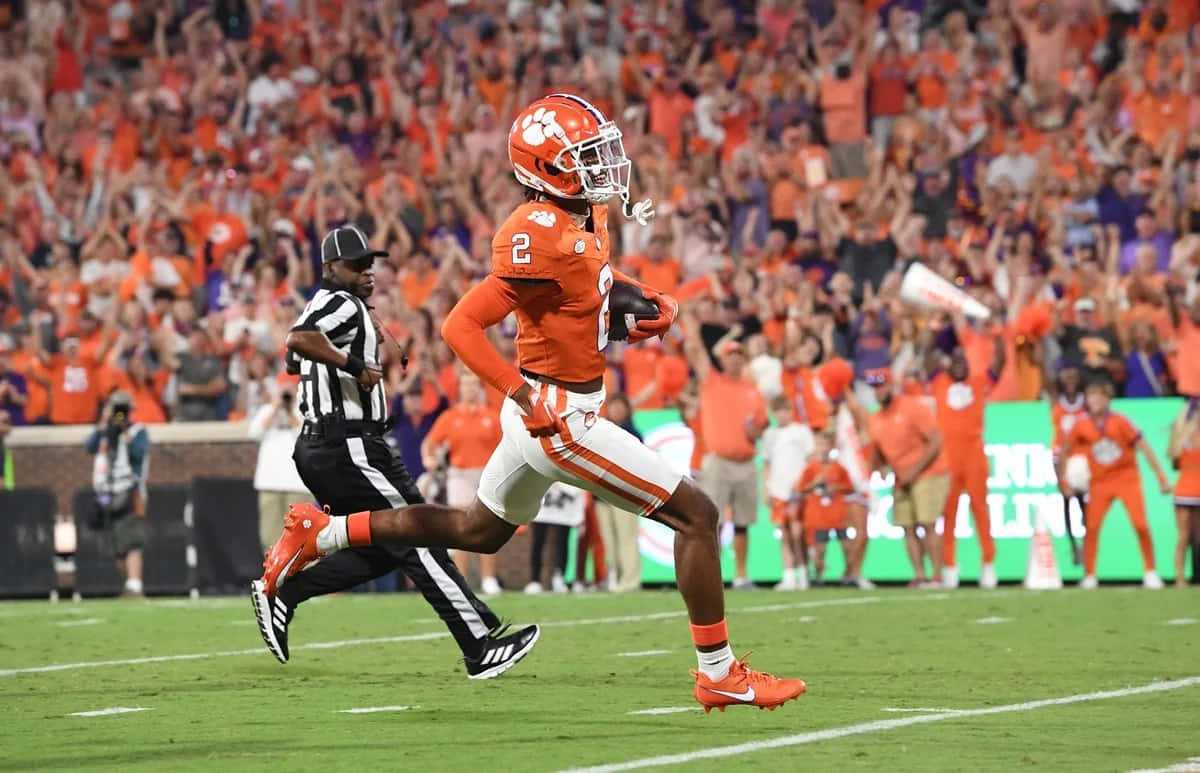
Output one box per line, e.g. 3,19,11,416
629,291,678,342
514,385,567,438
1158,477,1171,495
357,364,383,391
630,198,655,226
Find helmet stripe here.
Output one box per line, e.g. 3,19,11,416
547,92,606,124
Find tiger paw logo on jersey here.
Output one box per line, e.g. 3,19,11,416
1092,438,1121,466
945,381,976,410
519,107,566,147
527,210,557,228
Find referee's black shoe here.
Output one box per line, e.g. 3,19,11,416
465,623,541,680
251,579,293,664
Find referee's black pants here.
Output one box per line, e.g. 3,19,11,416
278,433,501,657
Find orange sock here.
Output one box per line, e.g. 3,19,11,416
347,511,373,546
690,619,729,647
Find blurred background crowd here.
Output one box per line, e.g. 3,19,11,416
1,0,1199,438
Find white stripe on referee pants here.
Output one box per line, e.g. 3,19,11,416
346,437,491,639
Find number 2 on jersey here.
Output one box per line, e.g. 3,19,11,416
596,263,613,351
511,232,532,264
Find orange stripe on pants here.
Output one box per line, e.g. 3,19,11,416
942,449,993,567
1083,475,1156,575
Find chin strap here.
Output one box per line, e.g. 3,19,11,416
623,196,656,226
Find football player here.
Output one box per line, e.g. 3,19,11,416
261,94,806,712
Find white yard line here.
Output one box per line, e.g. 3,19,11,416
561,677,1200,773
56,618,105,627
617,650,673,658
1128,757,1200,773
67,707,153,717
337,705,419,714
880,707,963,714
1164,618,1198,626
973,617,1011,624
627,707,699,716
0,592,959,678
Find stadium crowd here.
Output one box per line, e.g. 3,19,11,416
1,0,1200,587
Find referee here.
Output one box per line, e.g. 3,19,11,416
250,225,539,679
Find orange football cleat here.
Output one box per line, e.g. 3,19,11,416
260,503,329,596
692,656,807,713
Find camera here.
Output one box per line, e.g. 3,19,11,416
106,392,133,443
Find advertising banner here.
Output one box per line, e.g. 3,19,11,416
632,399,1186,584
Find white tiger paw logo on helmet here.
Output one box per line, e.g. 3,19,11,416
520,107,565,147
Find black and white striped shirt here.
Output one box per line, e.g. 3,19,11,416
291,282,387,423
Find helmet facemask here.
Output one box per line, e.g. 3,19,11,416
554,121,631,205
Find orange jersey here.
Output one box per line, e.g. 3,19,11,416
798,459,852,530
491,200,615,383
426,402,503,469
1065,411,1142,482
1050,394,1087,456
930,372,992,454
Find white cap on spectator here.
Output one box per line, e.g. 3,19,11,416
291,155,315,173
1074,298,1097,313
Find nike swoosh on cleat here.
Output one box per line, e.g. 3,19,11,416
702,686,756,701
276,547,305,587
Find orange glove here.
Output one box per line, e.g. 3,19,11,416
521,390,568,438
628,290,678,342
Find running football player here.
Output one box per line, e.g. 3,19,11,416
260,94,806,712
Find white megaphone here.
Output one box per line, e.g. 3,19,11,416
899,262,991,320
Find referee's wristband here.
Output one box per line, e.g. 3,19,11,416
343,354,366,378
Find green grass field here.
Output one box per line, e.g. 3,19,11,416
2,587,1198,772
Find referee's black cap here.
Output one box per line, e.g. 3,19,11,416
320,225,388,264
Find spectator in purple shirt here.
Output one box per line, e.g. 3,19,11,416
850,301,893,379
1118,211,1174,274
1096,166,1148,243
390,381,448,482
0,344,28,427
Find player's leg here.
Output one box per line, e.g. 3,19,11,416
1117,484,1159,586
527,396,803,710
1174,504,1192,588
1082,487,1116,584
941,467,966,588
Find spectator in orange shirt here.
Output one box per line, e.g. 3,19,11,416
684,327,768,590
793,431,855,586
866,367,946,587
423,370,504,595
1059,378,1170,589
38,335,108,425
623,232,681,296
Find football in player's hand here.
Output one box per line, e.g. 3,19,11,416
608,280,661,341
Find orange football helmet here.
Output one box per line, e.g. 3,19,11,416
508,93,631,207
